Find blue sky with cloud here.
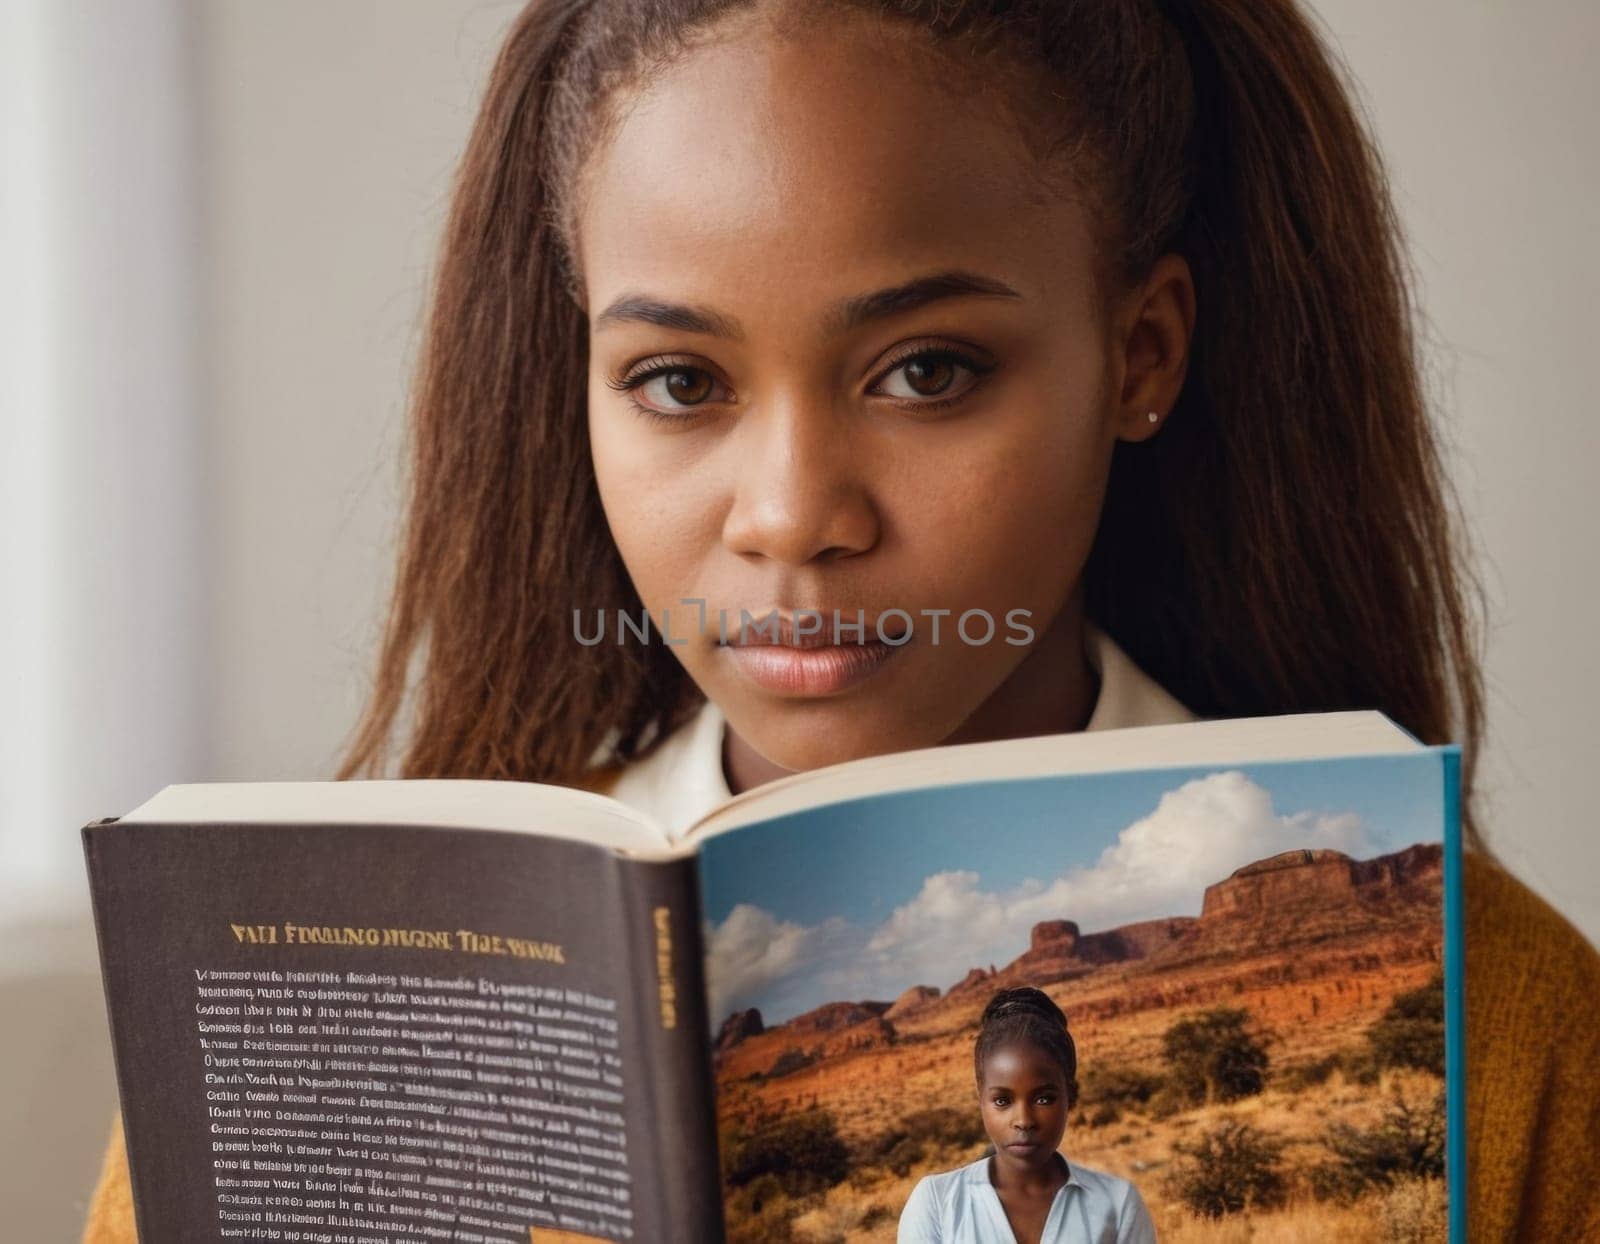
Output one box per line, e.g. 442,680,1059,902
696,752,1447,1026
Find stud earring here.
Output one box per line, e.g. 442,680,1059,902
1147,411,1159,424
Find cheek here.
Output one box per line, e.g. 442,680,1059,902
889,397,1111,609
588,404,722,605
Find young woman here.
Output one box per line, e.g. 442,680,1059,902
83,0,1599,1239
899,987,1157,1244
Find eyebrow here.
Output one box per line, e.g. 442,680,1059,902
592,269,1023,339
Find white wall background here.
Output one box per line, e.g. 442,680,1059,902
1,1,1594,1236
1,0,205,1235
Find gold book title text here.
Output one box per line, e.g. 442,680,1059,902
227,922,564,962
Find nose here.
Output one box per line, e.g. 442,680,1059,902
719,390,879,566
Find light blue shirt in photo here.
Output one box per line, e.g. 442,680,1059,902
897,1153,1157,1244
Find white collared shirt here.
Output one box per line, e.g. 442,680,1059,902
897,1153,1157,1244
607,618,1198,840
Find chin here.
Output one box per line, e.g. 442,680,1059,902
762,722,931,773
996,1139,1065,1168
726,697,956,773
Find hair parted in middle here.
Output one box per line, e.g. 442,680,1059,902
340,0,1489,862
975,985,1080,1110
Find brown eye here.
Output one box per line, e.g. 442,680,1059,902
902,356,955,396
661,369,712,405
618,362,729,419
871,346,990,407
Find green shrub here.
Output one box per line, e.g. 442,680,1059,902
1080,1062,1164,1110
864,1106,985,1164
858,1105,986,1176
1147,1083,1189,1121
723,1173,797,1243
880,1135,924,1177
1366,972,1446,1077
1161,1008,1271,1106
1165,1118,1286,1218
723,1107,851,1197
1312,1086,1446,1202
897,1106,986,1149
1086,1103,1121,1128
1279,1052,1340,1092
1337,1046,1382,1086
764,1047,817,1078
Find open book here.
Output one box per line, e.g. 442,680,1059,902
83,711,1465,1242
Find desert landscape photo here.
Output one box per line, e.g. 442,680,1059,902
697,763,1453,1243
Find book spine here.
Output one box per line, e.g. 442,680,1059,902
80,822,156,1244
617,854,724,1242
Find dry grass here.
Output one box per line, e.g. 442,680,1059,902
724,1069,1447,1242
1153,1179,1446,1243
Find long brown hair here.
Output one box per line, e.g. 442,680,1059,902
338,0,1489,846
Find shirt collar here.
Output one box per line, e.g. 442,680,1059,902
1081,618,1196,731
612,618,1197,839
965,1150,1084,1190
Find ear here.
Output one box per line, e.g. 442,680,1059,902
1108,251,1195,443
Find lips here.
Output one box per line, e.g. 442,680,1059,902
713,607,911,696
722,638,899,696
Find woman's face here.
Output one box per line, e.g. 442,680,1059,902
580,10,1185,773
979,1042,1071,1171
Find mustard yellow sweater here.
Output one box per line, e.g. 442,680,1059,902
79,851,1600,1241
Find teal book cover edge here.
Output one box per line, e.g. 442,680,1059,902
1440,744,1466,1244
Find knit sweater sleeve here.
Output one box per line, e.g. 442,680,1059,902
1462,850,1600,1240
80,1112,135,1244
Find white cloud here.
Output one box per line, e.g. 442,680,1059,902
703,771,1376,1025
703,902,852,1022
1031,768,1375,929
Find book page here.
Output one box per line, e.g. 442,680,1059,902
687,709,1422,842
694,749,1461,1242
83,821,713,1242
119,780,669,854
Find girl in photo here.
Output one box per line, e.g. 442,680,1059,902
898,987,1156,1244
82,0,1599,1239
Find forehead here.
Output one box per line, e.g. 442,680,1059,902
575,11,1096,329
982,1041,1064,1085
